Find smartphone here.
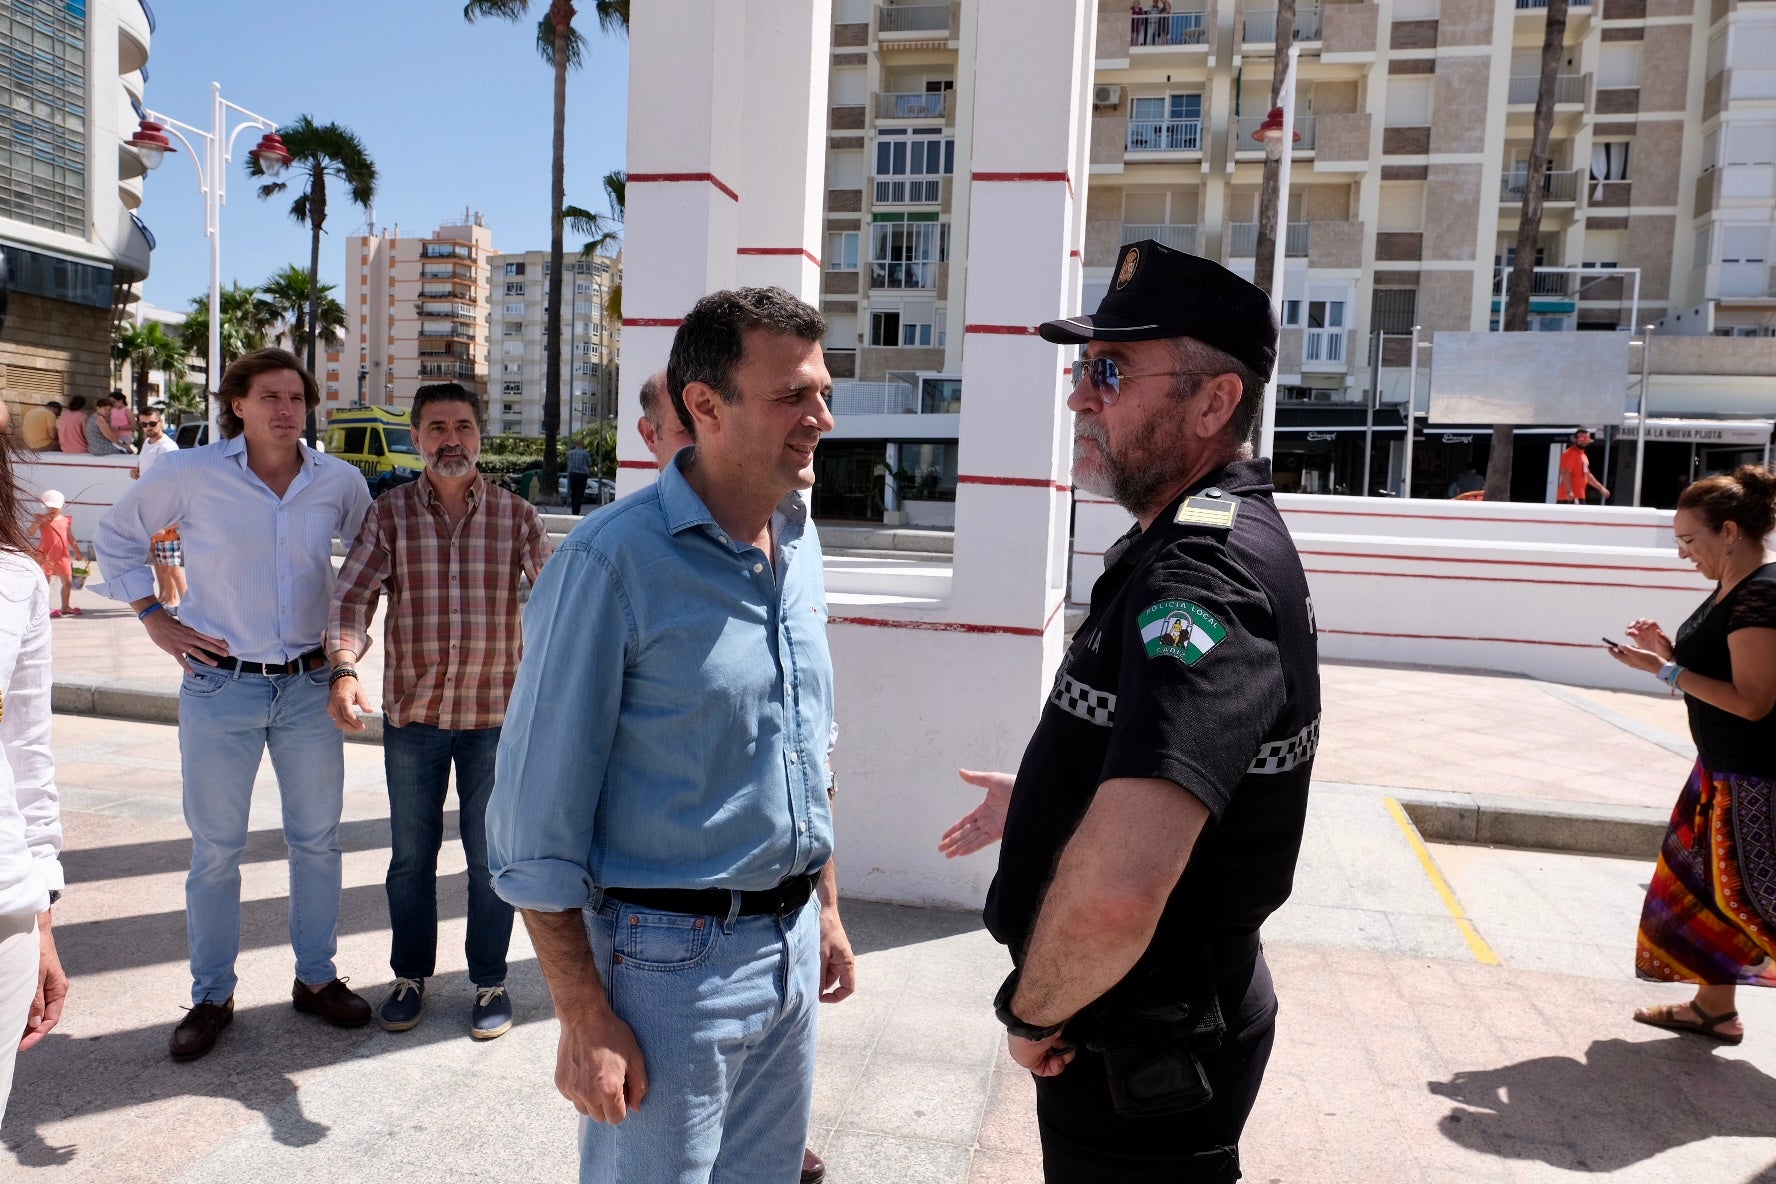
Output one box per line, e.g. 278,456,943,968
1601,636,1621,649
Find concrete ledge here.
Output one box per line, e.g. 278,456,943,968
55,677,385,745
1325,782,1668,859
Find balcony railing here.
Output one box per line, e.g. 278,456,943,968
1228,222,1310,256
869,260,941,289
877,91,949,119
873,176,943,203
418,362,479,380
1130,10,1209,46
1492,271,1574,296
1127,118,1202,152
1515,0,1590,8
1236,114,1317,151
1303,328,1348,366
419,284,464,298
1507,74,1587,105
831,380,920,415
418,324,476,340
419,302,477,319
422,243,472,259
1121,223,1199,252
1499,170,1580,202
1243,6,1323,43
878,3,950,33
420,265,473,281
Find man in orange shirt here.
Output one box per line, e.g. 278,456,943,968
1557,428,1609,505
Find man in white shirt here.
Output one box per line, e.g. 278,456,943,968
133,408,179,476
97,348,373,1062
131,409,185,608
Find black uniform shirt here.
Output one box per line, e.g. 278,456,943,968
984,458,1321,964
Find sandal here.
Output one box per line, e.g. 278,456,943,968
66,607,82,616
49,610,62,619
1633,1000,1744,1046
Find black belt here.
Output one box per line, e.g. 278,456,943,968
605,874,817,918
210,648,327,676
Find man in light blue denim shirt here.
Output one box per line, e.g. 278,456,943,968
489,288,855,1184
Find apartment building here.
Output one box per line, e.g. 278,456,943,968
485,250,620,439
1,0,156,413
333,212,494,413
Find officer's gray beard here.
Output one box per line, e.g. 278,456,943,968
1072,414,1186,521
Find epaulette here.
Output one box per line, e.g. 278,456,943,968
1173,487,1240,533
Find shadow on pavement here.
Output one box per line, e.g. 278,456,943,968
1429,1036,1776,1172
60,814,456,885
842,898,985,956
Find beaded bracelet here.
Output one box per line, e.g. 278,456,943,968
329,666,360,685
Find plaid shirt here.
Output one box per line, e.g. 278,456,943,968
328,472,553,730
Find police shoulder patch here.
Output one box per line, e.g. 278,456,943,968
1174,488,1239,532
1137,599,1228,665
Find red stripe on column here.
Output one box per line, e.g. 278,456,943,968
972,171,1075,198
628,172,740,202
965,324,1041,336
1069,249,1082,259
830,599,1066,639
738,247,821,267
617,459,657,470
959,474,1071,493
622,318,684,328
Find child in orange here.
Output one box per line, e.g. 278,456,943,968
33,490,79,618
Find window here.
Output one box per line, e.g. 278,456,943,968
0,0,88,235
870,310,901,346
827,231,860,271
505,282,526,296
504,302,525,317
576,280,594,295
341,427,368,454
870,220,948,289
1384,77,1433,127
502,362,523,374
503,341,525,356
503,403,517,414
505,321,523,335
1590,141,1630,183
504,262,526,276
1372,288,1418,334
503,382,523,396
1128,95,1203,151
1598,44,1641,88
574,301,594,316
874,128,954,203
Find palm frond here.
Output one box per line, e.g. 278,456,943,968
593,0,629,36
535,15,587,68
463,0,530,22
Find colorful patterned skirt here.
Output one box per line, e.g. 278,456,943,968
1637,761,1776,987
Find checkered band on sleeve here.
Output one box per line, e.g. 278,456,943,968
1051,672,1118,728
1246,715,1320,775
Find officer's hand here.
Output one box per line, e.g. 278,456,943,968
938,769,1014,859
1008,1031,1075,1077
556,1008,649,1125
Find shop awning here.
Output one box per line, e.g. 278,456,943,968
1617,415,1774,445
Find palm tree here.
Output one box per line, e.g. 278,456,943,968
180,284,276,378
248,115,377,443
565,167,625,321
165,378,206,417
1486,0,1570,501
466,0,627,500
1251,0,1298,303
262,264,347,355
113,321,187,413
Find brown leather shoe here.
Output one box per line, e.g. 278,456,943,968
801,1147,825,1184
169,997,234,1061
291,978,372,1028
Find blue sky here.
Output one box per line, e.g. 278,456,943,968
137,1,628,311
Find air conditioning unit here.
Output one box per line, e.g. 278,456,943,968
1093,85,1122,108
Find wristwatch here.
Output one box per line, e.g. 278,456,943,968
994,968,1064,1041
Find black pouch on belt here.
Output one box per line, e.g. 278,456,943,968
1072,947,1226,1118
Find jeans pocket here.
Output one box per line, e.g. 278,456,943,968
305,664,331,688
181,668,229,698
614,907,717,972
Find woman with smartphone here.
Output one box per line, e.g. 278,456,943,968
1608,465,1776,1044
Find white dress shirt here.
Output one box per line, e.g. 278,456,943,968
95,434,372,664
136,432,178,475
0,552,60,917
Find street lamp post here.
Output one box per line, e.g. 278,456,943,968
128,83,290,440
1254,43,1301,463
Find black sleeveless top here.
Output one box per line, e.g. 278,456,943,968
1673,563,1776,777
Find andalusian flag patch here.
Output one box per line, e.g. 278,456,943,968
1138,599,1227,665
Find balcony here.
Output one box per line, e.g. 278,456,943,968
418,362,479,380
1514,0,1590,8
1130,10,1210,46
1126,118,1203,153
873,176,943,204
1235,114,1317,153
877,92,948,120
1228,222,1310,256
418,324,476,341
878,3,950,34
419,301,477,320
1507,74,1587,105
1302,328,1348,367
869,260,941,290
419,284,467,298
1492,271,1574,296
831,380,920,415
422,243,472,260
420,264,473,281
1499,170,1579,203
1121,223,1199,253
1243,6,1323,44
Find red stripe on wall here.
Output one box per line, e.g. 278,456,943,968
958,474,1071,492
1283,507,1660,531
1298,548,1699,577
1304,567,1704,594
617,459,657,470
964,324,1041,336
831,599,1066,639
738,247,821,267
1320,628,1607,651
621,318,684,328
628,172,740,202
971,171,1074,198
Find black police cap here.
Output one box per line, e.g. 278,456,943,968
1039,239,1279,382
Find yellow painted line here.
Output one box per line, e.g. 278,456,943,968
1383,796,1500,966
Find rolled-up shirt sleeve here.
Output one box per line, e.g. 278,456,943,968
487,540,632,912
93,458,184,604
328,506,388,659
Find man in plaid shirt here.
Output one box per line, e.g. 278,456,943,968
326,382,553,1040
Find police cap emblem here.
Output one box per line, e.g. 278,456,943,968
1115,246,1140,290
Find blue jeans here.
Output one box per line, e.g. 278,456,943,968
383,721,511,987
179,664,343,1004
577,895,820,1184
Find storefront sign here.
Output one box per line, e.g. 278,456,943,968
1616,419,1773,446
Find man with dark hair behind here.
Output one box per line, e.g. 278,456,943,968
489,287,855,1183
328,383,552,1041
96,346,374,1061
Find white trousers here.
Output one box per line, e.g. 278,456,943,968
0,909,41,1127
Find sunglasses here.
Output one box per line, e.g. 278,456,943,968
1068,358,1228,405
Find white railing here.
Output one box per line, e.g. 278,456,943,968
1507,74,1587,105
830,380,920,415
873,176,943,203
1127,118,1202,152
1236,114,1317,150
877,92,948,119
1130,10,1209,46
1121,223,1199,252
1499,170,1580,201
1303,329,1348,366
1243,6,1323,43
878,3,949,33
1228,222,1310,256
1515,0,1591,8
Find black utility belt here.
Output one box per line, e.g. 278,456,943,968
605,873,817,918
210,648,327,676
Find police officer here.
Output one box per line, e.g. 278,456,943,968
948,240,1320,1182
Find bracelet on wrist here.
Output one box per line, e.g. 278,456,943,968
329,666,359,684
1657,661,1685,689
137,602,164,622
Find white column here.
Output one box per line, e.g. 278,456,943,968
614,0,748,494
735,0,832,302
